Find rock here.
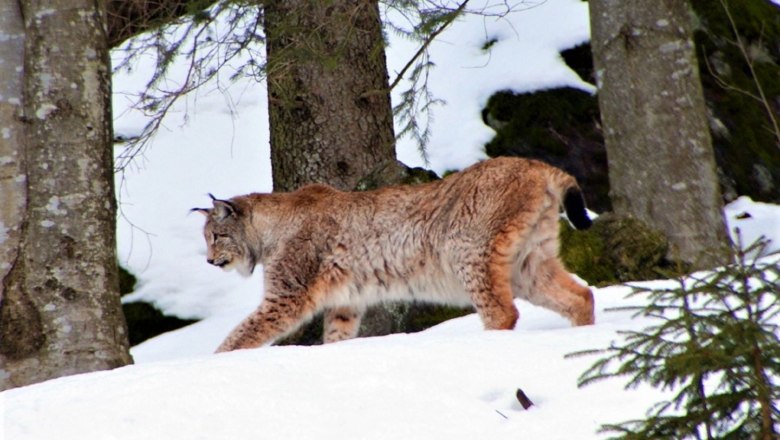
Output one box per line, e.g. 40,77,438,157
119,265,197,346
122,301,198,347
560,214,679,286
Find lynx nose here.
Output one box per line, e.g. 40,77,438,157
208,258,228,268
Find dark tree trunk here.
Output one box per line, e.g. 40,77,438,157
0,0,132,391
264,0,398,192
263,0,428,342
589,0,730,268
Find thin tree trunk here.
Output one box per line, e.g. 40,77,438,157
0,0,132,390
589,0,730,268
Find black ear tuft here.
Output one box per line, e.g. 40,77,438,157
191,207,210,216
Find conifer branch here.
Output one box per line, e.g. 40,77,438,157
388,0,469,92
571,236,780,439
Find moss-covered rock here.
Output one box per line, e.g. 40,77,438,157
118,264,137,296
560,214,678,286
559,219,614,285
360,303,471,335
119,264,198,346
277,303,471,346
122,302,198,346
400,304,471,332
596,214,670,281
276,314,326,346
560,43,595,85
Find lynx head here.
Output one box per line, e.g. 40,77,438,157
193,194,257,277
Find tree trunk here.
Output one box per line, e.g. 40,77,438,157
0,0,132,391
589,0,730,268
264,0,418,341
264,0,398,192
0,0,27,307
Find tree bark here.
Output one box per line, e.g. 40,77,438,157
264,0,398,192
0,0,132,391
0,0,27,307
264,0,420,341
589,0,729,268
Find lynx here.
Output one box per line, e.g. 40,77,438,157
194,157,595,352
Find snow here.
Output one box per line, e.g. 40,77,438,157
2,1,779,439
388,0,593,173
721,196,780,255
3,312,662,440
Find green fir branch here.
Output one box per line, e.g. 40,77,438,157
571,236,780,439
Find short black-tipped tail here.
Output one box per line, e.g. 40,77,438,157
563,186,592,230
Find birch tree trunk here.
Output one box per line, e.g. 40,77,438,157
589,0,730,268
0,0,27,309
0,0,132,390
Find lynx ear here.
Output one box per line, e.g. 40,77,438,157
191,207,210,217
212,198,237,221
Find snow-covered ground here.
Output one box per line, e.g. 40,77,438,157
2,1,779,439
0,290,664,440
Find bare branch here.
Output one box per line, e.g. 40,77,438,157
718,0,780,149
388,0,469,92
113,2,265,172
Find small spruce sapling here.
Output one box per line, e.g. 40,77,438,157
568,235,780,439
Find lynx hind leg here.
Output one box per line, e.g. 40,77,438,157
323,306,363,343
465,215,553,331
515,251,594,326
458,251,519,330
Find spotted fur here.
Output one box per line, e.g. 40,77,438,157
194,157,595,352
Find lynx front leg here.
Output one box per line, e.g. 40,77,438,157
215,294,318,352
322,306,363,343
216,266,349,352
